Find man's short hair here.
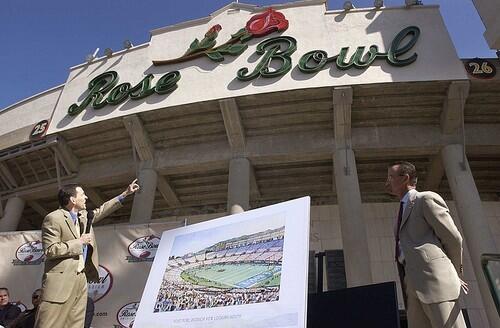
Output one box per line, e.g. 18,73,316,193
390,161,418,186
58,184,81,207
0,287,9,296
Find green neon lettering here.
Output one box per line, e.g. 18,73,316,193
387,26,420,66
155,71,181,95
129,74,155,100
67,71,181,116
237,36,297,81
68,71,118,116
106,83,131,105
353,45,380,68
298,26,420,74
298,50,332,73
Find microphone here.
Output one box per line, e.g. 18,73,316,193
82,210,95,264
85,210,94,234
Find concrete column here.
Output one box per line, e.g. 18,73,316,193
441,144,500,328
130,162,158,224
333,149,373,287
472,0,500,49
227,157,250,213
0,196,25,232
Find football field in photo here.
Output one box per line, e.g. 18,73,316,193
181,263,281,289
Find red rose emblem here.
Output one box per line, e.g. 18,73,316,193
246,8,289,37
205,24,222,38
24,255,34,262
208,24,222,34
139,251,151,258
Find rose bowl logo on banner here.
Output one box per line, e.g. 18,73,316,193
126,235,160,263
12,240,44,265
115,302,139,328
88,265,113,302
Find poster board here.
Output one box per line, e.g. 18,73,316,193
134,197,310,328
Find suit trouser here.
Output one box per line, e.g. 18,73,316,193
35,272,88,328
405,276,466,328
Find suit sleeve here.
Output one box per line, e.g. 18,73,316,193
42,214,83,259
92,197,123,224
422,193,463,274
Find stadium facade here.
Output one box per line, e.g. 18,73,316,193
1,1,499,327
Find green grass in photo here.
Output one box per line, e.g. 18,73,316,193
181,263,281,289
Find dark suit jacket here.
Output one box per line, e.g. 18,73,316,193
7,308,35,328
40,198,122,303
0,303,21,326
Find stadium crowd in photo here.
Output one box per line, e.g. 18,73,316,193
154,227,284,312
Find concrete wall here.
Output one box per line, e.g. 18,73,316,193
472,0,500,49
0,86,62,150
47,3,467,135
307,201,500,328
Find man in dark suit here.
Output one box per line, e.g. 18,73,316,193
9,288,41,328
0,287,21,327
386,161,467,328
34,180,139,328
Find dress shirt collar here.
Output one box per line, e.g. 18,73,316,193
400,188,417,210
69,211,78,224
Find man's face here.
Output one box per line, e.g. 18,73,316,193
71,187,88,211
385,165,408,198
0,289,9,306
32,290,41,307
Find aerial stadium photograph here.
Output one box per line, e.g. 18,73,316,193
153,216,285,312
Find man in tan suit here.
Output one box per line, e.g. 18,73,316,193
34,180,139,328
386,161,468,328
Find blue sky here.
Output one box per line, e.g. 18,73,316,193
0,0,495,110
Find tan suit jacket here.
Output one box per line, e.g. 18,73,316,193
41,198,122,303
399,190,463,304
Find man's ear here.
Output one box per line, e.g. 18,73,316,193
69,196,76,205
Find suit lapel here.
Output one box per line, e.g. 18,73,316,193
399,190,417,232
60,209,79,239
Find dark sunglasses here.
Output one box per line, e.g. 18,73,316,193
32,295,40,299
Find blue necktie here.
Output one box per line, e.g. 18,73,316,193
71,212,87,262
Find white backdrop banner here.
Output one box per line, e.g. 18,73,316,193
134,197,310,328
0,220,183,328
